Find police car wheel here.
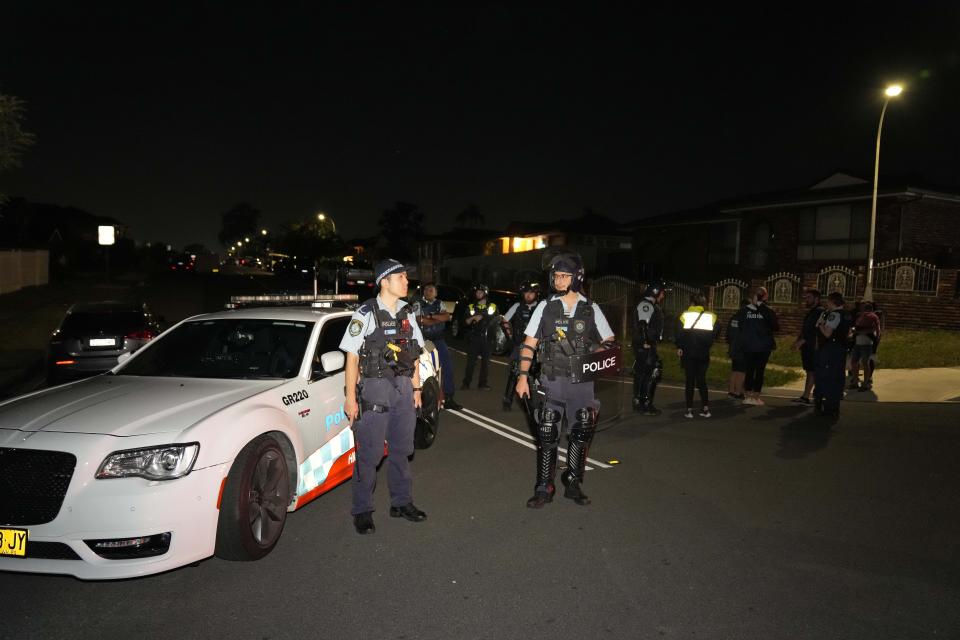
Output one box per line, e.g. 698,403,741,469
414,377,441,449
215,434,290,561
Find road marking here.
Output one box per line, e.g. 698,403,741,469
447,408,610,471
446,410,588,469
450,348,510,367
460,408,612,469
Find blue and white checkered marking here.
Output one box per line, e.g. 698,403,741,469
297,429,355,496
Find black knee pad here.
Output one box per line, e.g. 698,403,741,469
538,408,561,447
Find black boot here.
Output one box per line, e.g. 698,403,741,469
526,446,557,508
527,407,560,509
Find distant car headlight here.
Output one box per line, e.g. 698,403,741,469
96,443,200,480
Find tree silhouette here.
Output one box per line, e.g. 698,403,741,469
455,203,485,228
378,201,424,261
218,203,261,248
0,93,37,204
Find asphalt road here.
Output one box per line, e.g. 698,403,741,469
3,275,960,639
4,351,960,639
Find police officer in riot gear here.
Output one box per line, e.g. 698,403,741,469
814,291,850,418
461,283,499,391
632,280,667,415
501,281,541,411
340,259,428,534
516,252,616,508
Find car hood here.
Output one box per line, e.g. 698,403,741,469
0,376,283,437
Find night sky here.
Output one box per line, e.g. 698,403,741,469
3,3,959,250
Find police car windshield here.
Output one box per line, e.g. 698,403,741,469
117,319,314,379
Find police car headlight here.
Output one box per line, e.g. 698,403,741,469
96,443,200,480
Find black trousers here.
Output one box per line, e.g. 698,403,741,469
463,333,491,387
683,357,710,408
743,351,770,393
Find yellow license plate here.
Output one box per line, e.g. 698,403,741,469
0,527,28,558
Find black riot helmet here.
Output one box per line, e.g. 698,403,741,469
546,252,585,294
472,283,490,296
642,279,668,300
519,281,541,297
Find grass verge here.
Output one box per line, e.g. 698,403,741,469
766,330,960,369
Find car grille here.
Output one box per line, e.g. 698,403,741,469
0,448,76,526
27,541,82,560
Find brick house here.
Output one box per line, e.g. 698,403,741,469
624,173,960,332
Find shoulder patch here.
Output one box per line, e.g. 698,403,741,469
349,319,363,336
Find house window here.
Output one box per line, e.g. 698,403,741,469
747,222,770,268
708,221,738,265
797,204,869,261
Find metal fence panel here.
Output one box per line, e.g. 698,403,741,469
765,272,801,304
872,257,939,295
817,266,858,299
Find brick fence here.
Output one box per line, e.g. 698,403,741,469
707,268,960,336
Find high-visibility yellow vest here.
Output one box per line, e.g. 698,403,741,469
680,307,717,331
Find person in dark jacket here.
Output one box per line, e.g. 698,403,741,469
676,293,720,418
726,298,747,400
791,289,824,405
731,286,780,406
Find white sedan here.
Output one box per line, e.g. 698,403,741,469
0,299,442,579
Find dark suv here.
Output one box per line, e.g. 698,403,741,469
47,301,163,385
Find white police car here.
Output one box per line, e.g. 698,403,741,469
0,295,442,579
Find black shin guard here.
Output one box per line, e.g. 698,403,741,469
561,407,597,505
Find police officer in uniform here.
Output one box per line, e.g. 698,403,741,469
413,283,460,410
461,283,499,391
340,259,428,534
632,281,666,415
814,291,850,418
500,281,541,411
516,253,616,508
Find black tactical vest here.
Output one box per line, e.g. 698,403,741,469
358,298,421,379
510,303,537,345
538,297,601,378
816,309,851,349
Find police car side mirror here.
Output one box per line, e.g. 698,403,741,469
320,351,345,374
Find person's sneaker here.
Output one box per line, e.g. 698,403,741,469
791,396,812,404
444,398,462,411
741,396,757,406
727,392,738,399
699,407,712,418
684,408,694,419
753,396,766,406
847,380,860,390
859,382,873,392
642,405,662,416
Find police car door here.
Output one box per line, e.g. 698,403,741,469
299,314,351,457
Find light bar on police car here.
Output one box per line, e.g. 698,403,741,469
229,294,359,303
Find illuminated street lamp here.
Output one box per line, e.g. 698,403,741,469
864,83,903,301
261,229,268,236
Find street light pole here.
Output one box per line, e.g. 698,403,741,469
864,84,902,301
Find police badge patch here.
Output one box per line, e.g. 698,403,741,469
574,319,586,333
348,319,363,336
